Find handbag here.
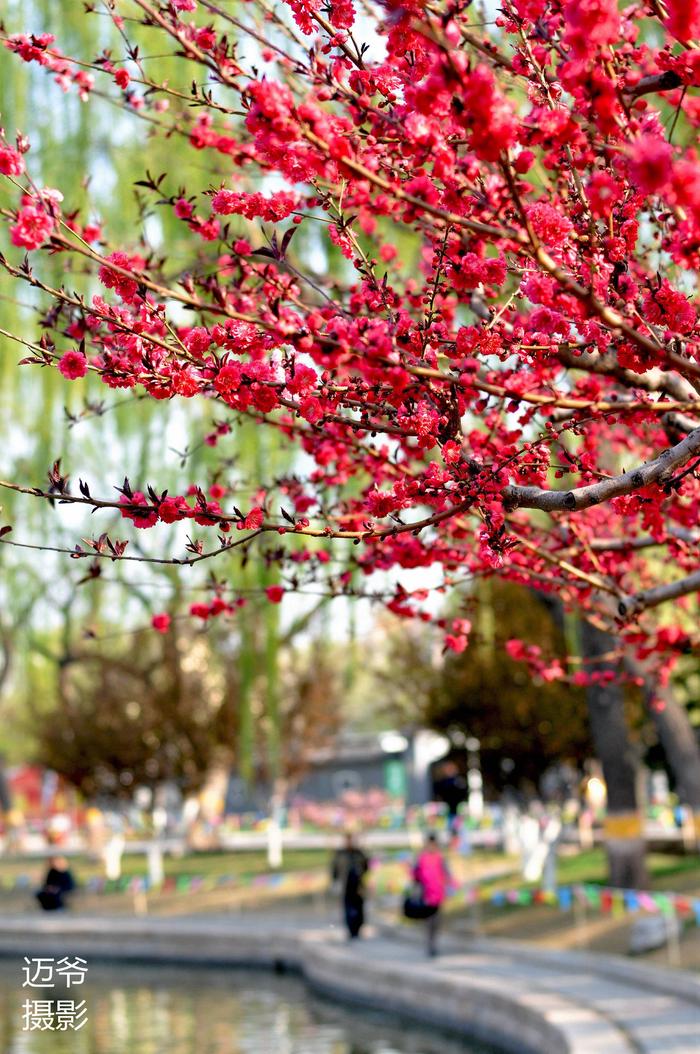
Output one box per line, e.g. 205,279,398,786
402,882,436,920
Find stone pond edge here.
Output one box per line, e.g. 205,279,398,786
0,915,655,1054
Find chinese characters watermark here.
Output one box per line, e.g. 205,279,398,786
21,956,88,1032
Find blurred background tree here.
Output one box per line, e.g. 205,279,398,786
0,1,342,790
376,581,649,796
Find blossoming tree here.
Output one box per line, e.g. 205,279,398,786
2,0,700,865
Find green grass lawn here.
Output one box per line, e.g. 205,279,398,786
442,848,700,914
556,848,700,890
3,845,697,895
0,848,331,886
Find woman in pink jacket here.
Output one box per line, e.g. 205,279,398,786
413,833,451,957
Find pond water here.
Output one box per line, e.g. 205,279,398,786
1,962,495,1054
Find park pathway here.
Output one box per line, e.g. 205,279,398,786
364,914,700,1053
0,907,698,1053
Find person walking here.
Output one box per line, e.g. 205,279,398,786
413,833,451,957
331,831,369,939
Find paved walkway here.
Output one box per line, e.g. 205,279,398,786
0,909,698,1053
436,940,699,1054
367,916,700,1053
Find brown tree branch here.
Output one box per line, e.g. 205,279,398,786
504,427,700,512
619,570,700,618
626,71,684,98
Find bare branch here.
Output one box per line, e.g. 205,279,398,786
619,570,700,618
586,527,700,552
626,71,683,98
504,428,700,512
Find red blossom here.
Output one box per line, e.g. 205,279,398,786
243,506,265,530
182,326,211,356
214,362,242,396
120,491,158,529
0,145,25,176
98,251,144,302
158,496,190,523
174,197,193,219
58,350,88,380
285,362,318,395
445,617,471,653
526,202,573,247
151,612,171,633
562,0,620,59
193,499,221,526
460,65,518,161
628,135,674,195
211,189,299,221
11,204,54,249
328,1,355,30
642,282,696,335
664,0,700,43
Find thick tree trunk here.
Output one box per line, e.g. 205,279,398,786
579,620,648,889
626,656,700,812
652,699,700,810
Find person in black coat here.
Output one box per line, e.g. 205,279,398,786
331,832,369,939
36,855,76,911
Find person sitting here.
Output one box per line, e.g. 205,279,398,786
36,855,76,911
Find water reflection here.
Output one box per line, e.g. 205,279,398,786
1,963,492,1054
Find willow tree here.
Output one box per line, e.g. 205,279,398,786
0,2,298,784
